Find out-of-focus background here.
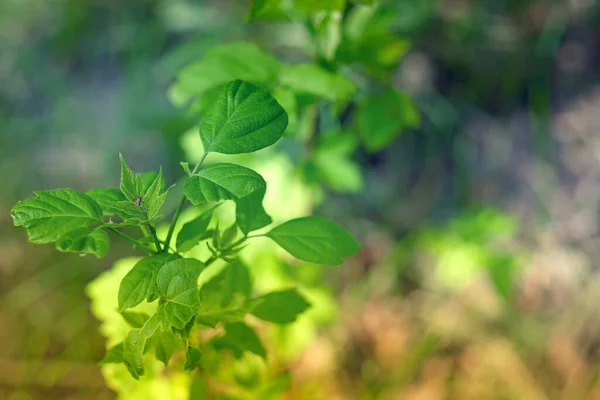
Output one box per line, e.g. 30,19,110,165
2,0,600,399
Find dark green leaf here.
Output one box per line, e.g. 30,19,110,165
86,188,126,216
56,227,110,258
235,188,272,234
357,89,420,152
119,154,144,202
213,322,266,359
279,64,355,102
183,163,266,204
99,343,124,365
176,208,215,252
120,311,151,328
184,346,202,371
156,258,205,329
251,289,310,324
11,189,103,244
266,216,361,264
200,80,287,154
118,254,178,312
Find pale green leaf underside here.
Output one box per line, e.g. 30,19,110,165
11,188,103,244
183,163,266,205
200,80,288,154
56,227,110,258
266,216,361,264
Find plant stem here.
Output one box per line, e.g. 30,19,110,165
203,255,217,267
147,224,163,252
163,151,209,253
106,227,156,254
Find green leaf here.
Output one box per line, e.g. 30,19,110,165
120,311,151,328
86,188,126,215
101,200,145,220
294,0,345,12
251,289,310,324
266,216,361,264
99,343,124,365
235,188,272,234
213,322,266,359
11,189,103,244
279,64,355,102
122,329,146,380
313,152,363,193
156,258,205,329
149,331,179,366
197,260,252,327
119,154,144,202
169,42,281,107
142,167,165,210
180,162,192,176
183,163,266,204
184,345,202,371
176,208,215,252
357,89,420,151
56,227,110,258
118,254,178,312
199,80,288,154
247,0,288,21
141,171,166,193
220,223,238,248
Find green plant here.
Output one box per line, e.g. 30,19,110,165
10,79,360,381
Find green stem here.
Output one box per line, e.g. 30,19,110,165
163,151,209,253
203,255,217,267
106,227,156,254
147,224,163,253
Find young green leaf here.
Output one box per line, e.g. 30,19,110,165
199,80,288,154
86,188,127,215
180,162,192,176
279,64,355,102
120,311,151,328
184,345,202,371
100,200,145,220
235,188,272,234
213,322,266,359
183,163,266,204
119,154,144,201
156,258,205,329
56,228,110,258
357,89,420,152
118,254,178,312
99,342,124,365
220,223,238,248
11,189,103,243
251,289,310,324
266,216,361,264
176,208,215,252
142,167,165,210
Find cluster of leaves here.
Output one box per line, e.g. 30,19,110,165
11,79,360,379
169,1,421,196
